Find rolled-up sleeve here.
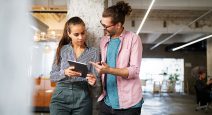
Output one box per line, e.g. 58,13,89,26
127,35,142,79
50,57,66,82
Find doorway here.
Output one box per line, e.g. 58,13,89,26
140,58,184,93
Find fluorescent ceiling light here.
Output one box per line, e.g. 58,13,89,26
172,34,212,51
136,0,155,35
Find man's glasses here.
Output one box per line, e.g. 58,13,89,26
100,20,115,29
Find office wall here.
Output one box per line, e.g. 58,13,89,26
142,44,206,94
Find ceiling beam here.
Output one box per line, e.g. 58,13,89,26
30,10,67,13
150,9,212,50
32,16,49,32
141,33,161,43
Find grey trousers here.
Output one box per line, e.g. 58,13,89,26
50,82,92,115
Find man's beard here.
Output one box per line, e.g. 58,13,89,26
104,29,116,37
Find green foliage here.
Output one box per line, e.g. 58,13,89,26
168,73,179,84
167,73,179,93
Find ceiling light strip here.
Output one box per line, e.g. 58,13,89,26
150,9,212,50
136,0,155,35
172,34,212,51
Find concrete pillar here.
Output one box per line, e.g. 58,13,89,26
67,0,106,115
207,38,212,77
67,0,106,47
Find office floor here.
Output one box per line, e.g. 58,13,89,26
34,92,212,115
141,92,212,115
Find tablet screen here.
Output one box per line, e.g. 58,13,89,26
68,60,88,78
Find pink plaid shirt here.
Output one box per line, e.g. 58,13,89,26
98,30,143,109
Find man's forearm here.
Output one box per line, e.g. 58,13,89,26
106,67,129,78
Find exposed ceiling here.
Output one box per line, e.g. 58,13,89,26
120,0,212,46
31,0,212,49
31,0,67,41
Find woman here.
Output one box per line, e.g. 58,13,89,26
50,16,99,115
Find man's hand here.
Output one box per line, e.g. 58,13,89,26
90,61,109,75
90,61,129,78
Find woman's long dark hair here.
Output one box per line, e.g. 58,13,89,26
55,17,85,65
103,1,132,25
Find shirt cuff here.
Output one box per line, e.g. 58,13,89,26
59,69,66,79
127,66,139,79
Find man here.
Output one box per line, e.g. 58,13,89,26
195,71,212,105
90,1,143,115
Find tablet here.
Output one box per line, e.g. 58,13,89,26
68,60,88,77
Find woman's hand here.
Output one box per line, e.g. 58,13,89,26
86,74,96,86
64,66,81,77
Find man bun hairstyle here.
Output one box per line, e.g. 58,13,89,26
116,1,132,16
103,1,132,24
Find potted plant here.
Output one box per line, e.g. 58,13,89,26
167,73,179,93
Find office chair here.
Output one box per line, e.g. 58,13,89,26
194,85,209,112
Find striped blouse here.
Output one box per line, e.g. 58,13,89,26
50,44,99,83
